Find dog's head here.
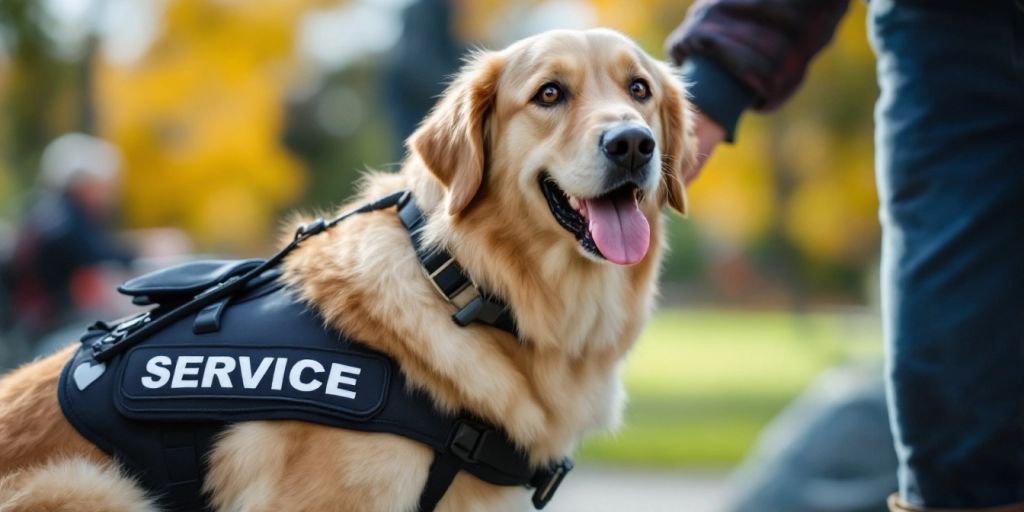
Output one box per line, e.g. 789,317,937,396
410,29,694,266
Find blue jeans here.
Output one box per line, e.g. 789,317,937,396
870,0,1024,507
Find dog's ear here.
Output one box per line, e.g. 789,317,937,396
409,52,504,217
655,62,696,215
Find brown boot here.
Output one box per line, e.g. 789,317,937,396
889,494,1024,512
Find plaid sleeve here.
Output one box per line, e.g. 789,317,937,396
665,0,851,141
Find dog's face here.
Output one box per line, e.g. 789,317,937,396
412,29,694,266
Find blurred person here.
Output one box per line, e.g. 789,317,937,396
383,0,463,146
4,134,134,349
668,1,1024,511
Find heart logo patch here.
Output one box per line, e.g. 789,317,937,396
73,362,106,390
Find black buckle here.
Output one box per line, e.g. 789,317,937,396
530,458,573,509
294,218,326,241
449,420,490,464
452,295,507,327
88,312,151,359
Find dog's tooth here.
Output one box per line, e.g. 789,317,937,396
568,196,580,211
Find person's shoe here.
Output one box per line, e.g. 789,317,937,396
888,494,1024,512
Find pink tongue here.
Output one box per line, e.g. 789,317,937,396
583,194,650,265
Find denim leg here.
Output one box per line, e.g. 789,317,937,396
869,0,1024,507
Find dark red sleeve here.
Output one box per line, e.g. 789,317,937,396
665,0,851,139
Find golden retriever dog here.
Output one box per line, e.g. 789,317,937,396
0,28,694,511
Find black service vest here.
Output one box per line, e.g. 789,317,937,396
58,259,568,511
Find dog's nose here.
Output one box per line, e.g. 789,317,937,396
601,124,655,172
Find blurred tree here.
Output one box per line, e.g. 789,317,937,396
95,0,337,252
282,61,395,212
0,0,94,216
384,0,463,145
775,2,878,270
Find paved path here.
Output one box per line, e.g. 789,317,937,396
548,465,730,512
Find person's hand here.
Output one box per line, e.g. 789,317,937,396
685,110,727,184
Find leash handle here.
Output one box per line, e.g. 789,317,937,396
90,190,410,362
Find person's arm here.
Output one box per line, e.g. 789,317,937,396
666,0,850,178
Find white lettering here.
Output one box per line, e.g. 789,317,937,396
270,357,288,391
201,356,236,388
141,354,364,398
239,356,274,389
289,359,324,392
141,356,172,389
325,363,361,399
171,356,204,388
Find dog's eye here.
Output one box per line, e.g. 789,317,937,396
532,83,564,107
629,79,651,101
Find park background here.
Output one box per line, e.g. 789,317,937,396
0,0,884,509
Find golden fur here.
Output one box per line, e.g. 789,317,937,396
0,29,694,511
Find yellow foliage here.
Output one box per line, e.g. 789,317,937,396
0,161,11,208
688,123,775,248
780,120,836,181
454,0,690,52
778,1,879,264
591,0,650,37
96,0,325,251
454,0,531,42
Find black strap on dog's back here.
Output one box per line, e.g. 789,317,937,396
88,191,410,363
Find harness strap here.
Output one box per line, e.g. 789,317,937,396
417,452,462,512
417,419,573,511
158,427,218,512
396,194,519,337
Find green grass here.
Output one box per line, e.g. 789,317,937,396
577,309,881,468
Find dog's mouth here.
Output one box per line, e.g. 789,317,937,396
539,173,651,266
